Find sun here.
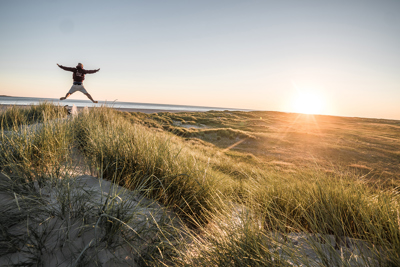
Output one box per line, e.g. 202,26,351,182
293,91,324,115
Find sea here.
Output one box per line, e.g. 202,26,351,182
0,96,249,113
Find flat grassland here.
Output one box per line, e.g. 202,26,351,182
1,103,399,266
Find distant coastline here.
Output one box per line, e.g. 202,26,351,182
0,95,251,114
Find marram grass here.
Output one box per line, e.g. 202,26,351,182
0,103,399,266
72,107,227,224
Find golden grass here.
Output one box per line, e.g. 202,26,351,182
137,111,400,184
1,104,400,266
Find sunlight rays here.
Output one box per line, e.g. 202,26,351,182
222,138,247,152
275,113,322,144
270,82,325,143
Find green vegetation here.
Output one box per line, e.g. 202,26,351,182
0,102,68,130
73,107,225,224
0,103,399,266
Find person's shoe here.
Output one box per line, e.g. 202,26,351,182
60,97,66,100
93,101,98,103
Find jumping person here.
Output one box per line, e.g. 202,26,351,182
57,63,100,103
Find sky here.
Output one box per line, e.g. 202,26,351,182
0,0,399,120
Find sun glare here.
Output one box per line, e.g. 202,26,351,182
293,91,324,115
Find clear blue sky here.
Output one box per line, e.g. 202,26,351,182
1,0,399,119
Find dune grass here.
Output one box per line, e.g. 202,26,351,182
72,107,229,225
0,102,68,130
0,104,399,266
0,105,73,182
249,171,400,263
134,110,400,182
0,172,179,266
168,170,399,266
0,106,180,265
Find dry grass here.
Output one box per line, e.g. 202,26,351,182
1,104,400,266
134,110,400,184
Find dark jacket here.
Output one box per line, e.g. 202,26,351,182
58,64,100,83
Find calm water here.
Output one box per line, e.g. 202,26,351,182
0,96,248,112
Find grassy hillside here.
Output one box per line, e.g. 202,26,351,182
0,103,399,266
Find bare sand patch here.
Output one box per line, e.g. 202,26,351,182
0,174,177,266
173,120,208,129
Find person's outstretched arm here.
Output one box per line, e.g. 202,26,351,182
85,68,100,74
57,64,75,72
